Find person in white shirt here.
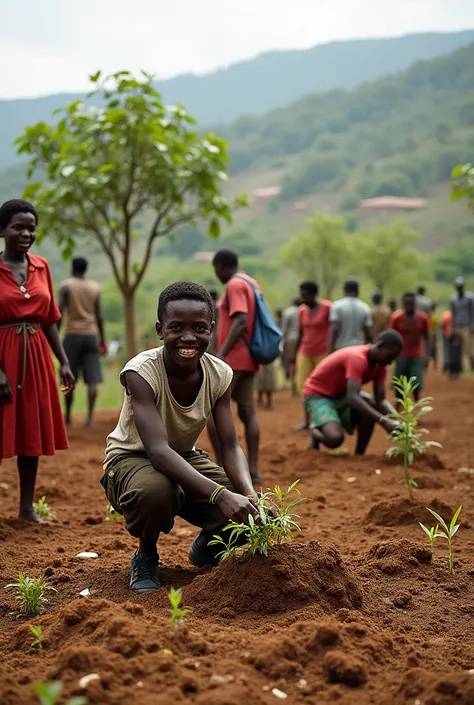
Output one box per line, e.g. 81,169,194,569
329,278,372,353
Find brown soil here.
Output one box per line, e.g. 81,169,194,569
1,372,474,704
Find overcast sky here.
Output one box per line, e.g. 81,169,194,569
2,0,474,99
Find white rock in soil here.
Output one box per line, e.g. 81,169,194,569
76,551,99,559
79,673,100,688
79,588,91,597
375,469,382,475
210,674,234,685
346,476,357,483
297,679,307,688
271,688,288,699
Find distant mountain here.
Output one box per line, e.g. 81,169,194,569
1,30,474,166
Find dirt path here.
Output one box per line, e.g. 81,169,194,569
1,372,474,704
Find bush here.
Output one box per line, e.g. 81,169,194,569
282,155,347,199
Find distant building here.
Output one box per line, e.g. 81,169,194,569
358,196,426,216
252,186,281,202
193,251,215,263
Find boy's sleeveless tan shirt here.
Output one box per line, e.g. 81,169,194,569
104,347,233,468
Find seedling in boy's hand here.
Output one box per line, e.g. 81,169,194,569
30,624,44,652
426,505,462,574
386,376,441,499
5,574,56,616
168,587,191,628
419,522,439,560
33,680,87,705
32,496,56,521
210,480,309,559
105,503,122,522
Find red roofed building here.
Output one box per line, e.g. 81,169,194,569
359,196,426,216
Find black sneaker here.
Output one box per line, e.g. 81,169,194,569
130,552,161,593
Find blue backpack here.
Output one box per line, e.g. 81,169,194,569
233,274,282,365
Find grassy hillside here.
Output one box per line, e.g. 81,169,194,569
1,30,474,166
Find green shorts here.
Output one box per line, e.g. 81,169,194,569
393,357,424,390
304,392,372,435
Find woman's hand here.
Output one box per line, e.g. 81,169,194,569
60,363,75,393
0,368,12,404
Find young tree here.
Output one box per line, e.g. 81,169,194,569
352,220,426,296
17,71,245,356
278,212,350,298
452,163,474,211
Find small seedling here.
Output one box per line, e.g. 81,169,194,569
5,574,56,616
419,522,439,560
386,376,441,499
32,496,56,521
105,503,122,521
30,624,44,652
210,480,308,559
33,681,87,705
426,505,462,574
168,587,191,628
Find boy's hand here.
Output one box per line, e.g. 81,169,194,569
216,489,259,523
381,416,399,434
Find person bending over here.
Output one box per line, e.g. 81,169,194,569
303,330,403,454
101,282,258,594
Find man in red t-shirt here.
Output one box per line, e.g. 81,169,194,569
210,249,261,484
294,280,331,430
389,292,429,402
303,330,403,454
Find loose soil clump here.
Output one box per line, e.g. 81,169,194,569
366,496,453,526
185,541,363,616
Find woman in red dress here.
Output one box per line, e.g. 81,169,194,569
0,200,75,522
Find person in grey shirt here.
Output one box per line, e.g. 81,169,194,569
416,285,432,316
450,276,474,372
329,278,372,352
280,299,300,394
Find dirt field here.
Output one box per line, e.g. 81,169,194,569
2,373,474,705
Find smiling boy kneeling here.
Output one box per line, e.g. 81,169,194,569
101,282,259,593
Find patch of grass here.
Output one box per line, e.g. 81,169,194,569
33,681,87,705
30,625,44,652
5,574,56,616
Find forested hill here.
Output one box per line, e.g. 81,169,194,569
219,41,474,203
0,30,474,166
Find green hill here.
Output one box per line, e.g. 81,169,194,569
1,30,474,166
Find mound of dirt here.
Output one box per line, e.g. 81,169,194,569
185,541,363,616
366,496,453,526
366,539,432,575
394,668,474,705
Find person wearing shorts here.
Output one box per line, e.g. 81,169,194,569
294,281,331,430
389,292,429,402
211,249,261,484
303,331,402,454
58,257,106,427
102,282,259,594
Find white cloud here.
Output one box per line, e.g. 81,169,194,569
1,0,474,98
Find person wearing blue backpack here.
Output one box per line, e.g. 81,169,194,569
211,249,281,486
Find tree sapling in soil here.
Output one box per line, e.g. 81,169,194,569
419,522,439,560
386,376,441,499
30,625,44,652
33,681,87,705
32,496,56,521
210,480,308,558
5,574,56,616
426,505,462,574
168,587,191,629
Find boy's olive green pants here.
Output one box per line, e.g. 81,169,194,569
100,449,234,544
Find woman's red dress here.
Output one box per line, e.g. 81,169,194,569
0,254,68,458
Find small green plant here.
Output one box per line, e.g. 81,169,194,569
33,681,87,705
426,505,462,574
105,503,122,521
32,496,56,521
419,522,439,560
5,574,56,616
30,624,44,652
168,587,191,628
386,376,441,499
209,480,308,559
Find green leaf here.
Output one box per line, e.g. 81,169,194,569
426,507,449,533
450,505,462,533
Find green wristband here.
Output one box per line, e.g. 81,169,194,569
209,485,226,505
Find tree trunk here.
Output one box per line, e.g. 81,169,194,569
124,289,136,359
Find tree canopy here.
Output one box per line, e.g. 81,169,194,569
17,70,245,355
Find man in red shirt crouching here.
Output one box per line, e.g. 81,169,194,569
303,330,403,454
